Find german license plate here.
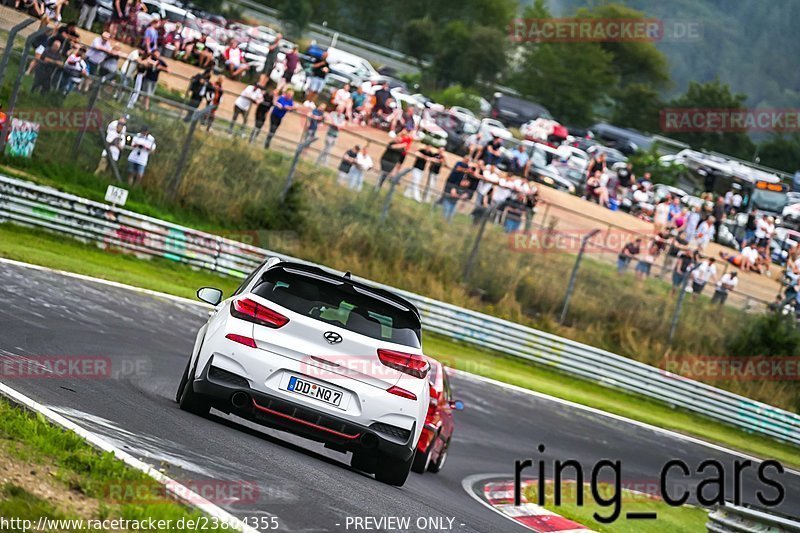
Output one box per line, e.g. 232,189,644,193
286,376,343,407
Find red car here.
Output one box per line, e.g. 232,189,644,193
411,358,463,474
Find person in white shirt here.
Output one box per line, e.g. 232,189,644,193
653,197,670,233
332,83,352,115
61,48,88,94
693,216,716,251
754,215,775,247
95,116,127,175
476,165,499,207
691,257,717,296
731,192,743,210
224,41,249,78
711,271,737,304
228,84,264,135
348,145,373,192
115,48,140,100
127,127,156,185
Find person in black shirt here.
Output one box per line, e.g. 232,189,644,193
78,0,98,29
31,39,62,94
372,82,392,119
672,248,699,294
617,238,642,273
617,162,634,188
502,192,527,233
337,144,359,184
306,51,329,104
424,146,445,202
185,69,211,121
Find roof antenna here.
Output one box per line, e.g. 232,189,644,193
344,271,352,279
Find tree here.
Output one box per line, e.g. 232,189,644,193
400,18,438,65
611,83,664,133
666,79,756,159
510,40,616,125
426,21,507,88
757,134,800,174
274,0,312,36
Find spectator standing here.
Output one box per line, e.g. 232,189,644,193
306,51,329,104
442,176,472,223
30,39,62,94
635,243,657,280
201,76,224,131
82,31,114,90
140,50,167,111
376,129,413,188
684,206,701,242
711,271,737,304
754,215,775,248
261,32,282,76
278,45,299,91
126,126,156,185
77,0,98,30
337,145,358,184
228,83,264,135
249,86,273,143
94,115,126,175
304,102,325,142
424,146,445,202
653,197,670,233
348,145,373,191
690,257,717,296
405,147,433,203
501,191,527,233
617,238,641,273
671,247,696,294
316,110,344,166
109,0,129,38
185,69,211,121
115,47,139,100
143,19,160,54
61,47,88,94
712,196,726,243
264,88,295,149
694,216,715,252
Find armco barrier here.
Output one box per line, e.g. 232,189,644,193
707,502,800,532
1,174,799,447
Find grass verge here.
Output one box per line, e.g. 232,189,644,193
1,222,799,469
523,482,708,532
0,397,231,532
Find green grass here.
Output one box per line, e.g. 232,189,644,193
0,398,232,532
523,482,708,532
2,222,799,469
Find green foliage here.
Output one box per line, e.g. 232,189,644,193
757,134,800,174
667,79,756,159
426,85,483,114
726,312,800,358
426,21,508,88
611,83,664,133
628,147,685,185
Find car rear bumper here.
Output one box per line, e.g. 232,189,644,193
193,358,416,461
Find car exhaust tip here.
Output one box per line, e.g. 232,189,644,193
231,391,250,409
360,433,378,449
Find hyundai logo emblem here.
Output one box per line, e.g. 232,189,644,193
323,331,342,344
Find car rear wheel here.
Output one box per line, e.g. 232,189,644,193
374,453,413,486
178,359,210,416
428,441,449,473
175,358,190,402
411,447,431,474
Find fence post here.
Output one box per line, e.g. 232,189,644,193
560,229,600,324
72,73,111,158
667,272,691,345
0,27,48,156
463,205,493,280
279,135,317,204
379,168,412,223
169,104,215,201
0,18,35,89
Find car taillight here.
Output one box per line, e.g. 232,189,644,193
230,298,289,328
377,349,430,379
387,385,417,401
225,333,257,348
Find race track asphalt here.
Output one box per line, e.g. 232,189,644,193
0,261,797,532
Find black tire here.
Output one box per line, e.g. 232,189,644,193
411,447,430,474
175,358,190,402
428,441,449,473
350,453,377,474
178,358,210,416
374,453,413,486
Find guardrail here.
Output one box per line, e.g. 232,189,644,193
707,502,800,532
1,174,799,447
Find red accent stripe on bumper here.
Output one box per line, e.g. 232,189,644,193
251,399,362,440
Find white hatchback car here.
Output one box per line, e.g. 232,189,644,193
176,259,430,486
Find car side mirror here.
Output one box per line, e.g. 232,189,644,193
197,287,223,306
450,400,464,411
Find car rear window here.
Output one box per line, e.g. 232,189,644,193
253,268,421,348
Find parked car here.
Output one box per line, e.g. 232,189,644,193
591,123,654,155
478,118,514,142
430,110,480,155
411,358,462,474
179,259,430,487
587,145,628,166
490,92,551,128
